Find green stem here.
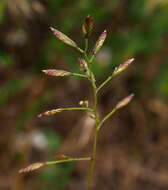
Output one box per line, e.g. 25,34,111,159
46,157,91,165
84,52,90,64
88,127,98,190
77,47,84,54
98,108,116,130
85,38,88,53
61,107,93,112
89,55,95,63
83,38,90,64
72,73,88,78
97,75,114,93
87,71,100,190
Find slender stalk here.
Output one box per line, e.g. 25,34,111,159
72,73,88,78
83,38,90,64
46,157,91,165
98,108,116,130
89,55,95,63
87,69,100,190
85,38,89,53
87,78,116,190
97,75,114,93
62,107,93,112
84,52,90,64
77,47,84,54
88,127,98,190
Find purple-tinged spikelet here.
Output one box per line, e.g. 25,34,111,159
50,27,78,49
82,15,94,38
38,108,62,117
115,94,134,110
19,162,45,173
93,30,107,55
113,58,134,76
42,69,72,77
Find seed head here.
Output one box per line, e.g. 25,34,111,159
42,69,72,77
38,108,62,117
19,162,45,173
113,58,134,76
82,15,94,38
50,27,78,49
93,30,107,55
115,94,134,110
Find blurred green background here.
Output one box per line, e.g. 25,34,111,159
1,0,168,190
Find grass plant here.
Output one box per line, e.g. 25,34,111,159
19,15,134,190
